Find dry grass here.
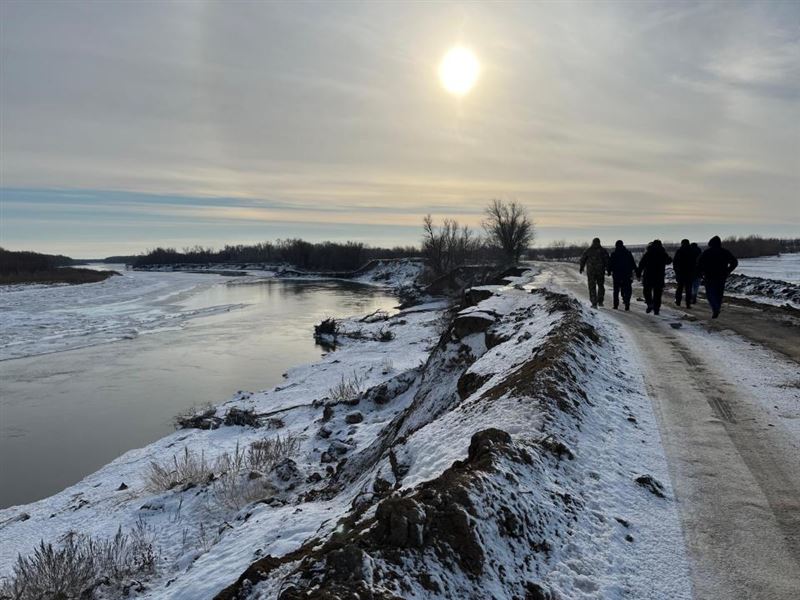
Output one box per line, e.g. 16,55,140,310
0,522,157,600
328,372,365,404
145,447,212,492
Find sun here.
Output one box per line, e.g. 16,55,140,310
439,46,479,96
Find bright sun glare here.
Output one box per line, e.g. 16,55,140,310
439,46,479,96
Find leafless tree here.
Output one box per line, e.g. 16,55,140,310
422,215,479,276
483,199,534,264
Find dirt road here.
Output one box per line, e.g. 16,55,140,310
544,263,800,599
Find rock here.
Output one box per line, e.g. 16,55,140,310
345,411,364,424
457,371,492,400
669,322,683,329
325,545,372,584
467,428,512,465
247,470,263,480
318,423,333,439
464,287,495,306
452,311,496,339
635,474,666,498
539,435,575,460
273,458,300,482
322,405,334,422
116,482,129,491
329,440,352,455
374,496,427,547
525,581,554,600
306,472,322,483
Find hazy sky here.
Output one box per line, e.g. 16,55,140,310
1,0,798,257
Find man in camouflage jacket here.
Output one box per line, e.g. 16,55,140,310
579,238,610,308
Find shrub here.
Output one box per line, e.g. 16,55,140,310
247,435,302,472
223,407,260,427
213,436,301,509
173,404,220,430
0,522,157,600
145,447,212,492
376,328,395,342
328,372,365,404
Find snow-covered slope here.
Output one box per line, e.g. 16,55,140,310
0,273,690,599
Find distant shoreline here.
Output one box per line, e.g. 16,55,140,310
0,267,120,286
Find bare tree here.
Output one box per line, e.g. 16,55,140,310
483,199,534,264
422,215,478,276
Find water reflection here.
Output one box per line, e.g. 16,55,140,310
0,279,397,508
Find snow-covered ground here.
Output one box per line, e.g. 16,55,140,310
0,270,691,599
736,253,800,284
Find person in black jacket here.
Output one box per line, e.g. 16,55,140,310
607,240,636,310
689,242,702,304
696,235,738,318
672,239,701,308
636,239,672,315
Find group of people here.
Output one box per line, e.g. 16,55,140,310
579,236,738,318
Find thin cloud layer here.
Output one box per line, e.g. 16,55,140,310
1,1,798,255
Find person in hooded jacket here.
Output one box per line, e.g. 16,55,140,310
607,240,636,310
579,238,609,308
636,239,672,315
672,239,701,308
696,235,738,318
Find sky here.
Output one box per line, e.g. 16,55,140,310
1,1,798,257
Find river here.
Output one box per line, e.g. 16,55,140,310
0,268,397,508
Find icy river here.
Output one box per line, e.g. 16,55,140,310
0,267,397,507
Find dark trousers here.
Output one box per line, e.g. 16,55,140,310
705,279,726,315
675,275,694,306
643,280,664,313
612,275,632,308
691,277,701,304
586,271,605,306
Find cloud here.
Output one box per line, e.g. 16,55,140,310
1,1,798,255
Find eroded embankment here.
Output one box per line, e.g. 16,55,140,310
215,287,685,600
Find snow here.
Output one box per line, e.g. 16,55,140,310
1,265,694,599
0,269,241,360
736,253,800,284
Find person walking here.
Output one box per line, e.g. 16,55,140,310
689,242,702,304
607,240,636,310
673,239,700,308
637,239,672,315
579,238,609,308
696,235,738,318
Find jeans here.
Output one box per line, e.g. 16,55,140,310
691,277,701,304
586,271,606,306
643,281,664,314
705,279,726,315
612,275,632,308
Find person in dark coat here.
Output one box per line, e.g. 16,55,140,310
696,235,738,318
636,239,672,315
672,239,701,308
579,238,610,308
607,240,636,310
689,242,702,304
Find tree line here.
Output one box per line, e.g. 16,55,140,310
134,239,417,271
533,235,800,260
0,248,74,274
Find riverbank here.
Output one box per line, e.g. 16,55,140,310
0,267,119,286
0,269,691,599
